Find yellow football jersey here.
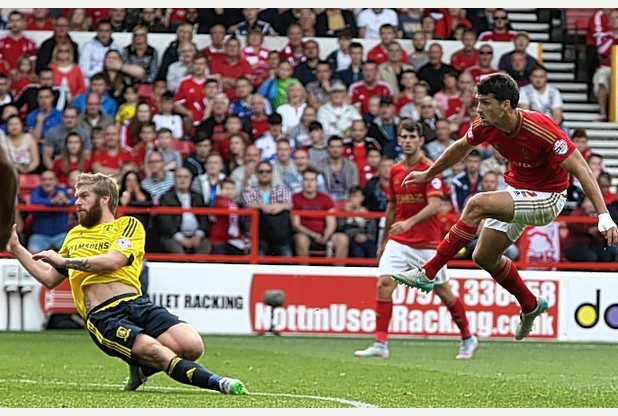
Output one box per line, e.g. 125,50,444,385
58,216,145,318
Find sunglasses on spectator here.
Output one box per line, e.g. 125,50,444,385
479,51,493,55
494,16,507,20
257,169,272,174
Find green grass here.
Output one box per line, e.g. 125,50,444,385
0,331,616,408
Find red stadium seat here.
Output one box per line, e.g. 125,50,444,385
172,140,195,159
18,173,41,199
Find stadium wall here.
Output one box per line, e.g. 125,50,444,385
1,260,616,343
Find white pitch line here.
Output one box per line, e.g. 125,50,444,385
2,379,379,409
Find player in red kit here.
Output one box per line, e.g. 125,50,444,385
393,73,618,341
354,120,478,360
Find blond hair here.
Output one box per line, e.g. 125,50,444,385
75,172,119,214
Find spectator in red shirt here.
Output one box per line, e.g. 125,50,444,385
210,178,246,255
343,119,382,185
450,28,479,72
279,24,306,67
249,93,269,139
209,37,253,102
592,9,618,122
477,9,517,42
241,28,271,89
571,128,593,161
53,131,92,186
26,8,55,31
349,61,394,116
367,24,409,65
202,24,226,64
91,123,134,181
0,11,38,71
10,55,38,97
173,54,209,132
291,166,349,260
394,69,419,114
464,44,499,85
585,9,611,93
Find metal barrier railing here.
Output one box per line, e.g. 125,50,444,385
5,203,616,271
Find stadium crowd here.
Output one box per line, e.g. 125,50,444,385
0,8,616,265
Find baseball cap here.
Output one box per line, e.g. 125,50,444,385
329,80,347,93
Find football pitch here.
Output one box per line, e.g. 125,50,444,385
0,331,616,409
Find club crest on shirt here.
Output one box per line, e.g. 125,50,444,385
553,139,568,156
431,177,442,190
116,238,132,250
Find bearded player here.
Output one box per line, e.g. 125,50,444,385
354,120,478,360
6,172,248,394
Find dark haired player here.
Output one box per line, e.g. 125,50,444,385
393,73,618,340
354,121,478,360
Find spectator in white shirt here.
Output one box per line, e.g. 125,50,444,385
518,64,568,134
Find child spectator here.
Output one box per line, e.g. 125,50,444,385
258,60,299,111
147,128,181,173
336,186,377,258
115,85,139,125
216,115,251,165
10,55,38,97
153,91,184,140
90,126,105,152
211,178,246,255
307,121,328,166
130,122,158,172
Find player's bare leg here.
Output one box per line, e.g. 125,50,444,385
0,141,18,248
354,275,396,358
433,283,478,359
392,191,514,289
473,227,548,340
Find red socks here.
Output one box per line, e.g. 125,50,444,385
447,297,471,339
492,258,537,313
375,299,393,343
425,220,478,279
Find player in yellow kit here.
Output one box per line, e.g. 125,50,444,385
6,172,248,394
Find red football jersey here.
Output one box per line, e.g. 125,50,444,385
367,44,409,65
174,76,207,125
349,81,393,115
477,30,518,42
292,192,335,233
0,34,38,70
450,49,479,72
388,157,444,248
466,110,576,192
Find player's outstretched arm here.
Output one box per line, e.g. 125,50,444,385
403,137,475,186
5,225,67,289
32,250,130,274
0,142,18,248
561,150,618,245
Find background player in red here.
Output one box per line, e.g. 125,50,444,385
393,73,618,341
354,120,478,360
